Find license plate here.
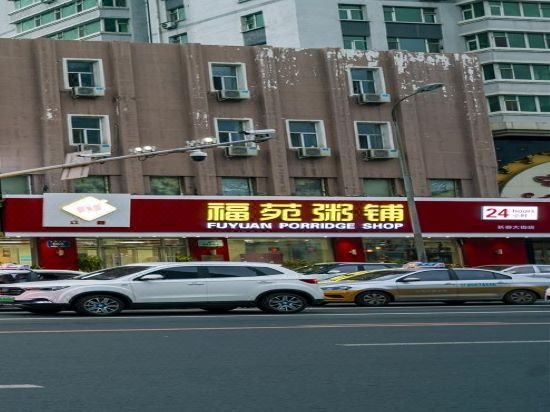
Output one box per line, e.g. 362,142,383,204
0,296,15,303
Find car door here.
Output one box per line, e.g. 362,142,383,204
129,266,208,303
454,269,514,300
205,265,285,302
394,269,458,301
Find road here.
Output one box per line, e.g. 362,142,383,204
1,304,549,412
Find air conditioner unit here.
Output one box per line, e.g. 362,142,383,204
71,86,105,97
362,149,399,160
225,145,258,157
298,147,331,158
161,21,178,30
357,93,391,104
79,144,112,155
217,89,251,101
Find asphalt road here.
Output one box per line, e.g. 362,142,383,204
1,304,549,412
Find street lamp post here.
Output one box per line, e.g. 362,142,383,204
0,130,276,180
390,83,444,263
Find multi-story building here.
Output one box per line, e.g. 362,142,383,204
5,38,547,269
2,1,548,196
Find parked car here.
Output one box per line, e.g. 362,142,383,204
0,269,85,284
476,264,550,278
296,262,400,281
320,267,549,306
0,262,324,316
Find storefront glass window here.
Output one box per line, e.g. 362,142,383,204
362,238,461,266
363,179,394,196
228,238,333,267
429,179,460,197
294,178,326,196
221,177,253,195
0,239,33,266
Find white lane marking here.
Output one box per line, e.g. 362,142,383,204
0,385,43,389
0,309,549,321
1,321,550,335
339,340,550,347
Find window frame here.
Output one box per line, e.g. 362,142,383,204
347,66,387,96
293,178,328,197
338,4,367,21
286,120,327,149
241,11,264,32
221,177,255,196
67,114,111,148
354,121,394,150
214,117,255,146
62,58,105,90
208,62,248,92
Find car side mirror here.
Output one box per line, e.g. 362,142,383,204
139,274,165,281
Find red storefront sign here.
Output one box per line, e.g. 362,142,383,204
2,196,549,236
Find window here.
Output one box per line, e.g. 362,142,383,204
287,121,325,148
363,179,394,197
429,180,460,197
338,4,366,20
489,1,521,16
482,64,496,80
169,33,188,44
69,115,110,147
64,59,104,89
454,270,501,280
73,176,109,193
207,266,264,278
383,6,437,23
150,177,182,195
294,178,327,196
387,37,441,52
533,64,550,80
350,68,376,94
168,6,186,22
102,0,128,7
1,176,31,195
241,11,264,31
488,95,550,112
343,35,368,50
221,178,254,196
355,122,393,150
210,63,247,91
400,270,450,282
103,18,129,33
216,119,253,145
150,267,200,280
461,2,485,20
465,32,490,50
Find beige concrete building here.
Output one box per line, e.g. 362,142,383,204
0,38,497,199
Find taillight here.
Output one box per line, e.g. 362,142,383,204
300,278,318,284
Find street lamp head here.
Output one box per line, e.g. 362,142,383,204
415,82,445,93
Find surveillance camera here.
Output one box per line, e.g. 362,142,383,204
189,150,208,162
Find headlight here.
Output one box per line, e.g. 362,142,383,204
23,286,71,291
321,286,353,291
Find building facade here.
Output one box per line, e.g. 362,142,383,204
1,38,535,269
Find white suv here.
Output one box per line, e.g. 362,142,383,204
0,262,324,316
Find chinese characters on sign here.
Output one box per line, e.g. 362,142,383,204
206,202,406,231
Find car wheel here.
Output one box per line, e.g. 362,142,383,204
24,307,62,315
74,295,124,316
258,292,307,314
200,306,238,313
504,290,538,305
354,291,391,306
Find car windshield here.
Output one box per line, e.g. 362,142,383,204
73,266,149,280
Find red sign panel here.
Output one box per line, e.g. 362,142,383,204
2,196,549,236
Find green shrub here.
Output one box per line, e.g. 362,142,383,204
282,259,313,270
78,255,104,272
175,254,195,262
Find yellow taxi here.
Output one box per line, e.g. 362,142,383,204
320,267,549,306
320,268,406,283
